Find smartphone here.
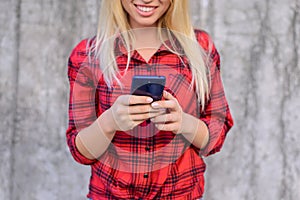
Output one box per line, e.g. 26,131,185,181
130,75,166,101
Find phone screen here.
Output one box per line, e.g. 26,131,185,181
131,75,166,101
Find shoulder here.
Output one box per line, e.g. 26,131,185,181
67,37,102,82
193,29,216,52
68,37,96,64
193,29,221,70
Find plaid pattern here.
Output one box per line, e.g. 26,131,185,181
66,29,233,200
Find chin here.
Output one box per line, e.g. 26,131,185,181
135,21,158,28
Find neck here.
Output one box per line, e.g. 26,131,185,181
131,27,168,49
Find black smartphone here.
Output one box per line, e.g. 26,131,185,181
130,75,166,101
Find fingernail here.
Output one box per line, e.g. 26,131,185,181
159,108,167,112
146,97,153,103
151,102,159,108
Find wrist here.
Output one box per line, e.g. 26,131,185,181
181,113,197,136
180,113,209,149
97,109,117,134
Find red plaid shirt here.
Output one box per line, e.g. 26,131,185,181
66,29,233,200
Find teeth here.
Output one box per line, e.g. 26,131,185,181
137,6,155,12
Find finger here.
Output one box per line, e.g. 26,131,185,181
151,113,179,123
128,104,163,114
124,120,144,131
129,95,153,105
119,95,153,105
163,90,176,101
151,99,178,111
155,123,178,132
130,110,166,121
114,117,135,131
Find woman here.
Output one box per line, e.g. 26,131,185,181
66,0,233,199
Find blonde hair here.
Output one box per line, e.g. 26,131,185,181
92,0,210,110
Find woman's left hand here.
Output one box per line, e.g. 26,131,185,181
150,90,186,134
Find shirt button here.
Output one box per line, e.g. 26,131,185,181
145,146,151,151
143,173,149,178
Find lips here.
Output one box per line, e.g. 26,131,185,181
134,4,158,16
136,5,156,12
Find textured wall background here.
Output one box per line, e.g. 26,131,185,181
0,0,299,200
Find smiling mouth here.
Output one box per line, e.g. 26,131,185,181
135,5,157,12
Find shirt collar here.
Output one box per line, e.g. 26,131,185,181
114,33,185,58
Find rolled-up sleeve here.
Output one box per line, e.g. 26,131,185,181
66,39,99,165
197,31,234,157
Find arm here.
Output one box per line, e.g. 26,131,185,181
75,109,116,160
75,95,163,160
181,113,209,149
66,39,104,164
150,91,209,149
197,32,234,156
150,61,233,156
198,57,234,156
66,40,164,163
150,31,234,156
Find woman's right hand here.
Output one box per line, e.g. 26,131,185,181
106,95,166,132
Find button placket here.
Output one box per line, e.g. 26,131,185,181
143,173,149,178
146,65,152,72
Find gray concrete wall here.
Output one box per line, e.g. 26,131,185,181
0,0,299,199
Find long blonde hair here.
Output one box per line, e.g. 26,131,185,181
92,0,210,110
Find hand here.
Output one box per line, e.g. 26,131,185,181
150,91,186,134
107,95,166,132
